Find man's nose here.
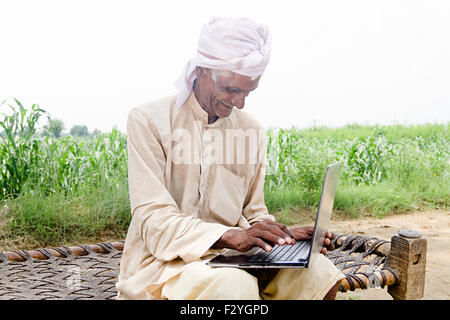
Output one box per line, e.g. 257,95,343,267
232,93,246,109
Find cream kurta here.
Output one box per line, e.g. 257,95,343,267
116,92,275,299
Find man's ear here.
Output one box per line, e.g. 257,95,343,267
195,66,208,79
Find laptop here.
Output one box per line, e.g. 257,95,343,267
207,162,341,269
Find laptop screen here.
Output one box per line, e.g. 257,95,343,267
307,162,341,267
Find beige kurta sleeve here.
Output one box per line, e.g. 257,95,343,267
242,127,276,226
127,108,232,263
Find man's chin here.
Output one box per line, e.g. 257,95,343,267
218,110,233,119
221,108,234,117
216,103,234,118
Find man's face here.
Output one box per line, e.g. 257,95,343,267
195,68,260,122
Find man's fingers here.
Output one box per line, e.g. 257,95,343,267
269,220,295,238
306,226,315,234
325,231,335,251
253,237,273,252
260,220,295,243
252,229,287,247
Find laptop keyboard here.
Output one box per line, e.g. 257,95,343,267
248,240,310,263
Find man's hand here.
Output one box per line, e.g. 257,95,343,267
213,221,336,254
289,226,314,240
289,226,336,254
321,231,336,253
213,220,295,252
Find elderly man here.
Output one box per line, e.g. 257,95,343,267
116,17,344,300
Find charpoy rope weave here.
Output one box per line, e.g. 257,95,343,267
325,234,401,292
0,242,123,300
0,234,400,299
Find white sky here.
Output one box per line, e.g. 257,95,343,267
1,0,449,133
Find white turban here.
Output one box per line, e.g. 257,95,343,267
175,17,272,107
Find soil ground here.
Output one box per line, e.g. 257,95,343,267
324,210,449,300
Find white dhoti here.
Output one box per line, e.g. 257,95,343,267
161,254,345,300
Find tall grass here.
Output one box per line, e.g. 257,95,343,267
265,124,449,222
1,99,129,248
0,99,46,198
1,99,448,248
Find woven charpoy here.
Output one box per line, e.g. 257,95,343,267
0,242,123,300
0,234,400,300
325,234,401,292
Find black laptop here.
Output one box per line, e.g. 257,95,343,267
207,162,341,269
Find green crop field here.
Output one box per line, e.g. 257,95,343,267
1,99,449,249
265,124,449,224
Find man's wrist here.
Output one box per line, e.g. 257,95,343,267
212,229,238,249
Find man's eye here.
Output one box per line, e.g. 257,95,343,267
226,88,240,94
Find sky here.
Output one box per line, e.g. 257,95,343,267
1,0,449,133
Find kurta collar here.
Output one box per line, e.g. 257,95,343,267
184,92,226,128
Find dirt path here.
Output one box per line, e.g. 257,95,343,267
325,210,449,300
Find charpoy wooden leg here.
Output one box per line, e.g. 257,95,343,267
387,229,427,300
